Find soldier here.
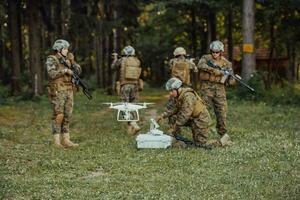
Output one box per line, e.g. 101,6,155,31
46,39,81,148
156,77,211,148
112,46,142,134
197,40,236,146
169,47,198,86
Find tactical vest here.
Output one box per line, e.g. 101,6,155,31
177,88,206,118
171,59,190,85
199,54,230,84
119,56,141,85
47,55,73,93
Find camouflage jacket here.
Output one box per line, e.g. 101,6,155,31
197,54,232,75
163,87,199,127
46,53,81,80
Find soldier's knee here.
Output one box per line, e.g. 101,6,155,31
55,113,64,124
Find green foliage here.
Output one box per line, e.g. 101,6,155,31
0,89,299,199
228,73,300,106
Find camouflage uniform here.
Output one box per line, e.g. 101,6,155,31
46,53,81,135
112,56,141,102
161,87,210,145
197,54,233,137
112,49,142,134
169,55,197,86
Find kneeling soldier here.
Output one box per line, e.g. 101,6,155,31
157,78,211,148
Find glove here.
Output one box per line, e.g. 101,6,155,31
167,124,178,136
155,115,163,123
63,69,73,76
213,69,223,76
67,53,75,64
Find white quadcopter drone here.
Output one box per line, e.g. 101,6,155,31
103,102,154,122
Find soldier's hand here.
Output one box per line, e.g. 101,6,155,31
213,69,223,76
67,53,75,63
63,69,73,76
155,115,163,124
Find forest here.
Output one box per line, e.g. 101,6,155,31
1,1,300,199
1,0,300,98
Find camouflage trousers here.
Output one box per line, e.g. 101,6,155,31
50,90,73,134
168,109,210,144
120,84,139,102
200,81,227,136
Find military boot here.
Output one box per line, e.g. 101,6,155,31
220,134,234,147
127,124,134,134
62,133,79,148
53,134,64,148
130,121,141,135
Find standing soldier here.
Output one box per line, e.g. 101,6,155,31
197,40,236,146
156,78,211,148
46,39,81,148
112,45,142,134
169,47,198,86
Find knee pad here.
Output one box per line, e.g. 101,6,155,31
55,113,64,124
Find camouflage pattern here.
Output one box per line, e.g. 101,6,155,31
50,90,73,134
120,83,139,102
162,87,210,144
197,54,232,136
52,39,70,51
173,47,186,56
46,54,81,134
209,40,224,52
112,56,141,102
169,55,197,85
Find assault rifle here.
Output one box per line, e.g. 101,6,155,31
173,134,213,150
207,60,255,92
59,57,93,100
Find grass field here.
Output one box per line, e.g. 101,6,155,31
0,88,299,199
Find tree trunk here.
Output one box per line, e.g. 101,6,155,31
287,44,296,82
0,19,6,82
61,0,71,38
241,0,256,81
28,0,43,95
227,4,233,62
190,5,198,89
207,10,216,52
8,0,22,95
266,20,275,88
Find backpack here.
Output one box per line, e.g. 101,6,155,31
171,60,190,84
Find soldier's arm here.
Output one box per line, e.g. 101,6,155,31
111,59,122,72
161,97,178,118
197,56,221,75
223,59,237,86
67,53,82,75
46,57,66,79
175,92,195,126
168,59,174,72
189,59,198,72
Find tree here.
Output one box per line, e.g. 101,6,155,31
241,0,256,81
8,0,22,94
28,0,43,95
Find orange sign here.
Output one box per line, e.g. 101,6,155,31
243,44,254,53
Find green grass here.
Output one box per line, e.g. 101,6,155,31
0,88,299,199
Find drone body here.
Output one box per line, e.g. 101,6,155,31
103,102,154,122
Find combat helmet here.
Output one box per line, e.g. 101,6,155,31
52,39,70,51
165,77,183,91
209,40,224,52
122,45,135,56
173,47,186,56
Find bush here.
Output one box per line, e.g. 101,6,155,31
228,72,300,106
